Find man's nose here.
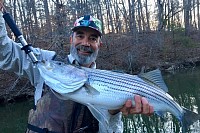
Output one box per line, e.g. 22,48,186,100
82,38,90,46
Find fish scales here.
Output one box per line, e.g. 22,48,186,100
87,69,170,101
84,68,184,121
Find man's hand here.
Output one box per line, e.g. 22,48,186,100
109,95,154,116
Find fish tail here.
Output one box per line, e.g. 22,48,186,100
182,107,200,132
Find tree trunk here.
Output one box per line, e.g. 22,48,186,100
104,0,114,33
137,0,142,32
120,0,128,33
197,0,200,30
145,0,150,31
113,0,120,33
44,0,52,33
127,0,138,43
157,0,164,31
167,0,170,31
96,0,104,34
192,0,197,29
184,0,190,36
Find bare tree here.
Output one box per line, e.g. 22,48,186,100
137,0,145,32
157,0,165,31
118,0,128,32
113,0,120,33
104,0,114,33
44,0,52,32
192,0,197,29
144,0,151,31
184,0,191,36
197,0,200,30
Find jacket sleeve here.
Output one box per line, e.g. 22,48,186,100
0,12,56,87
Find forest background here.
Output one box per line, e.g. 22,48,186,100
0,0,200,102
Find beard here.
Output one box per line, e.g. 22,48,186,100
70,44,99,65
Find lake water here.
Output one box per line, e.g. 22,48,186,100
0,68,200,133
123,67,200,133
0,98,33,133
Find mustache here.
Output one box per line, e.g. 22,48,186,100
76,45,94,53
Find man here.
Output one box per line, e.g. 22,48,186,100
0,1,153,132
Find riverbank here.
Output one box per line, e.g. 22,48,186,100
97,32,200,73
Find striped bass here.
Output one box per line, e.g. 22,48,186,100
38,60,200,132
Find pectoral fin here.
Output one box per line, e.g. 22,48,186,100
84,83,100,95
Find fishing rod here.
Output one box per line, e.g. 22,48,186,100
0,2,38,63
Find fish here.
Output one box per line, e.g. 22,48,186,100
37,60,200,132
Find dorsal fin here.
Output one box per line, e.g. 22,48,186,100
138,69,168,92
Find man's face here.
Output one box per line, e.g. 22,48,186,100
70,27,101,66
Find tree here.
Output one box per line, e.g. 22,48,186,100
144,0,151,31
43,0,52,33
184,0,191,36
197,0,200,30
157,0,164,31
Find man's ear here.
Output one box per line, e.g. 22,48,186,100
99,42,103,47
70,36,73,44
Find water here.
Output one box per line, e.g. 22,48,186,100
0,68,200,133
123,67,200,133
0,99,33,133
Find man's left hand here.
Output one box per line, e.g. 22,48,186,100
109,95,154,116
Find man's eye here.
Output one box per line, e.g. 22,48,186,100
90,37,97,42
76,35,84,39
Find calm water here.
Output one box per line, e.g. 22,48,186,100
0,68,200,133
123,67,200,133
0,99,33,133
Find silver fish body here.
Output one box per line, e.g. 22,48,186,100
38,61,200,131
65,67,182,115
